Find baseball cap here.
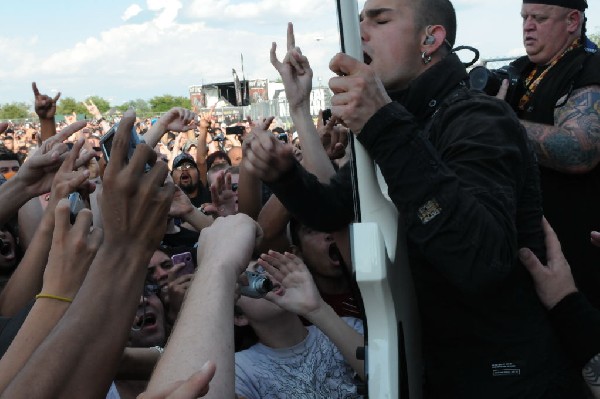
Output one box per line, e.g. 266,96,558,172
172,152,197,170
522,0,587,11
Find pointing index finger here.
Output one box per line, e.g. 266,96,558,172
287,22,295,51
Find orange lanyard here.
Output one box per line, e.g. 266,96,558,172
518,39,581,111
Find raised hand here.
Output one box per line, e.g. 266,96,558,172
201,170,237,217
317,111,349,160
169,186,195,218
47,137,96,210
64,112,77,125
196,214,263,278
42,198,103,300
329,53,392,134
83,99,102,119
198,105,215,130
270,22,313,110
258,251,322,317
157,107,197,133
100,110,175,255
242,117,295,183
15,121,95,197
32,82,60,120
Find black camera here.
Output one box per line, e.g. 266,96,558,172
469,65,520,101
277,133,288,144
225,126,245,136
240,271,273,299
213,133,225,142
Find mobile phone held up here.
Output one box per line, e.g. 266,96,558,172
225,126,245,136
100,123,150,171
68,192,87,224
99,123,141,163
171,252,195,278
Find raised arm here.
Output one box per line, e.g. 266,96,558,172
259,251,364,379
237,117,273,219
32,82,60,141
270,23,336,182
0,198,102,392
0,138,94,317
83,99,111,133
144,107,196,150
1,111,175,398
145,214,262,399
1,121,92,227
169,185,214,231
196,107,214,187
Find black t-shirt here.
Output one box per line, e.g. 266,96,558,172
190,184,211,207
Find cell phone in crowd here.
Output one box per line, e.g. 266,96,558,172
68,192,87,224
225,126,245,136
99,123,142,162
171,252,195,278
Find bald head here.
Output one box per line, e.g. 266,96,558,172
228,146,243,167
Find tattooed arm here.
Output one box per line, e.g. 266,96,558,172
521,85,600,173
583,354,600,399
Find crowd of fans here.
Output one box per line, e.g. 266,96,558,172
0,0,599,398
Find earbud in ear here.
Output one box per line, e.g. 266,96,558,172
424,35,435,45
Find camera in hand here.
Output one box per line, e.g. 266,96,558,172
468,65,520,101
240,271,273,299
277,133,288,144
213,133,225,142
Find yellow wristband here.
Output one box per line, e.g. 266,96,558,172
35,293,73,303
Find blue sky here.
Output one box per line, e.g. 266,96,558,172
0,0,598,106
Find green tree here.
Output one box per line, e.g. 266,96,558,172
85,96,111,114
57,97,87,116
589,32,599,47
0,102,30,119
149,95,191,113
118,98,151,113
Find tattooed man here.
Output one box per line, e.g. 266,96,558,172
499,0,600,310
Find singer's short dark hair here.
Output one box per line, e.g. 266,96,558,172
414,0,457,50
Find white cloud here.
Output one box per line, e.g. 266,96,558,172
147,0,182,28
122,4,143,21
187,0,332,21
1,0,598,104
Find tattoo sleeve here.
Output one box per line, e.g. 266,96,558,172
521,85,600,173
583,353,600,387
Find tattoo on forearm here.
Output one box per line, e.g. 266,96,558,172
523,86,600,172
583,353,600,387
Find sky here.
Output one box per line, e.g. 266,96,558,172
0,0,598,107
